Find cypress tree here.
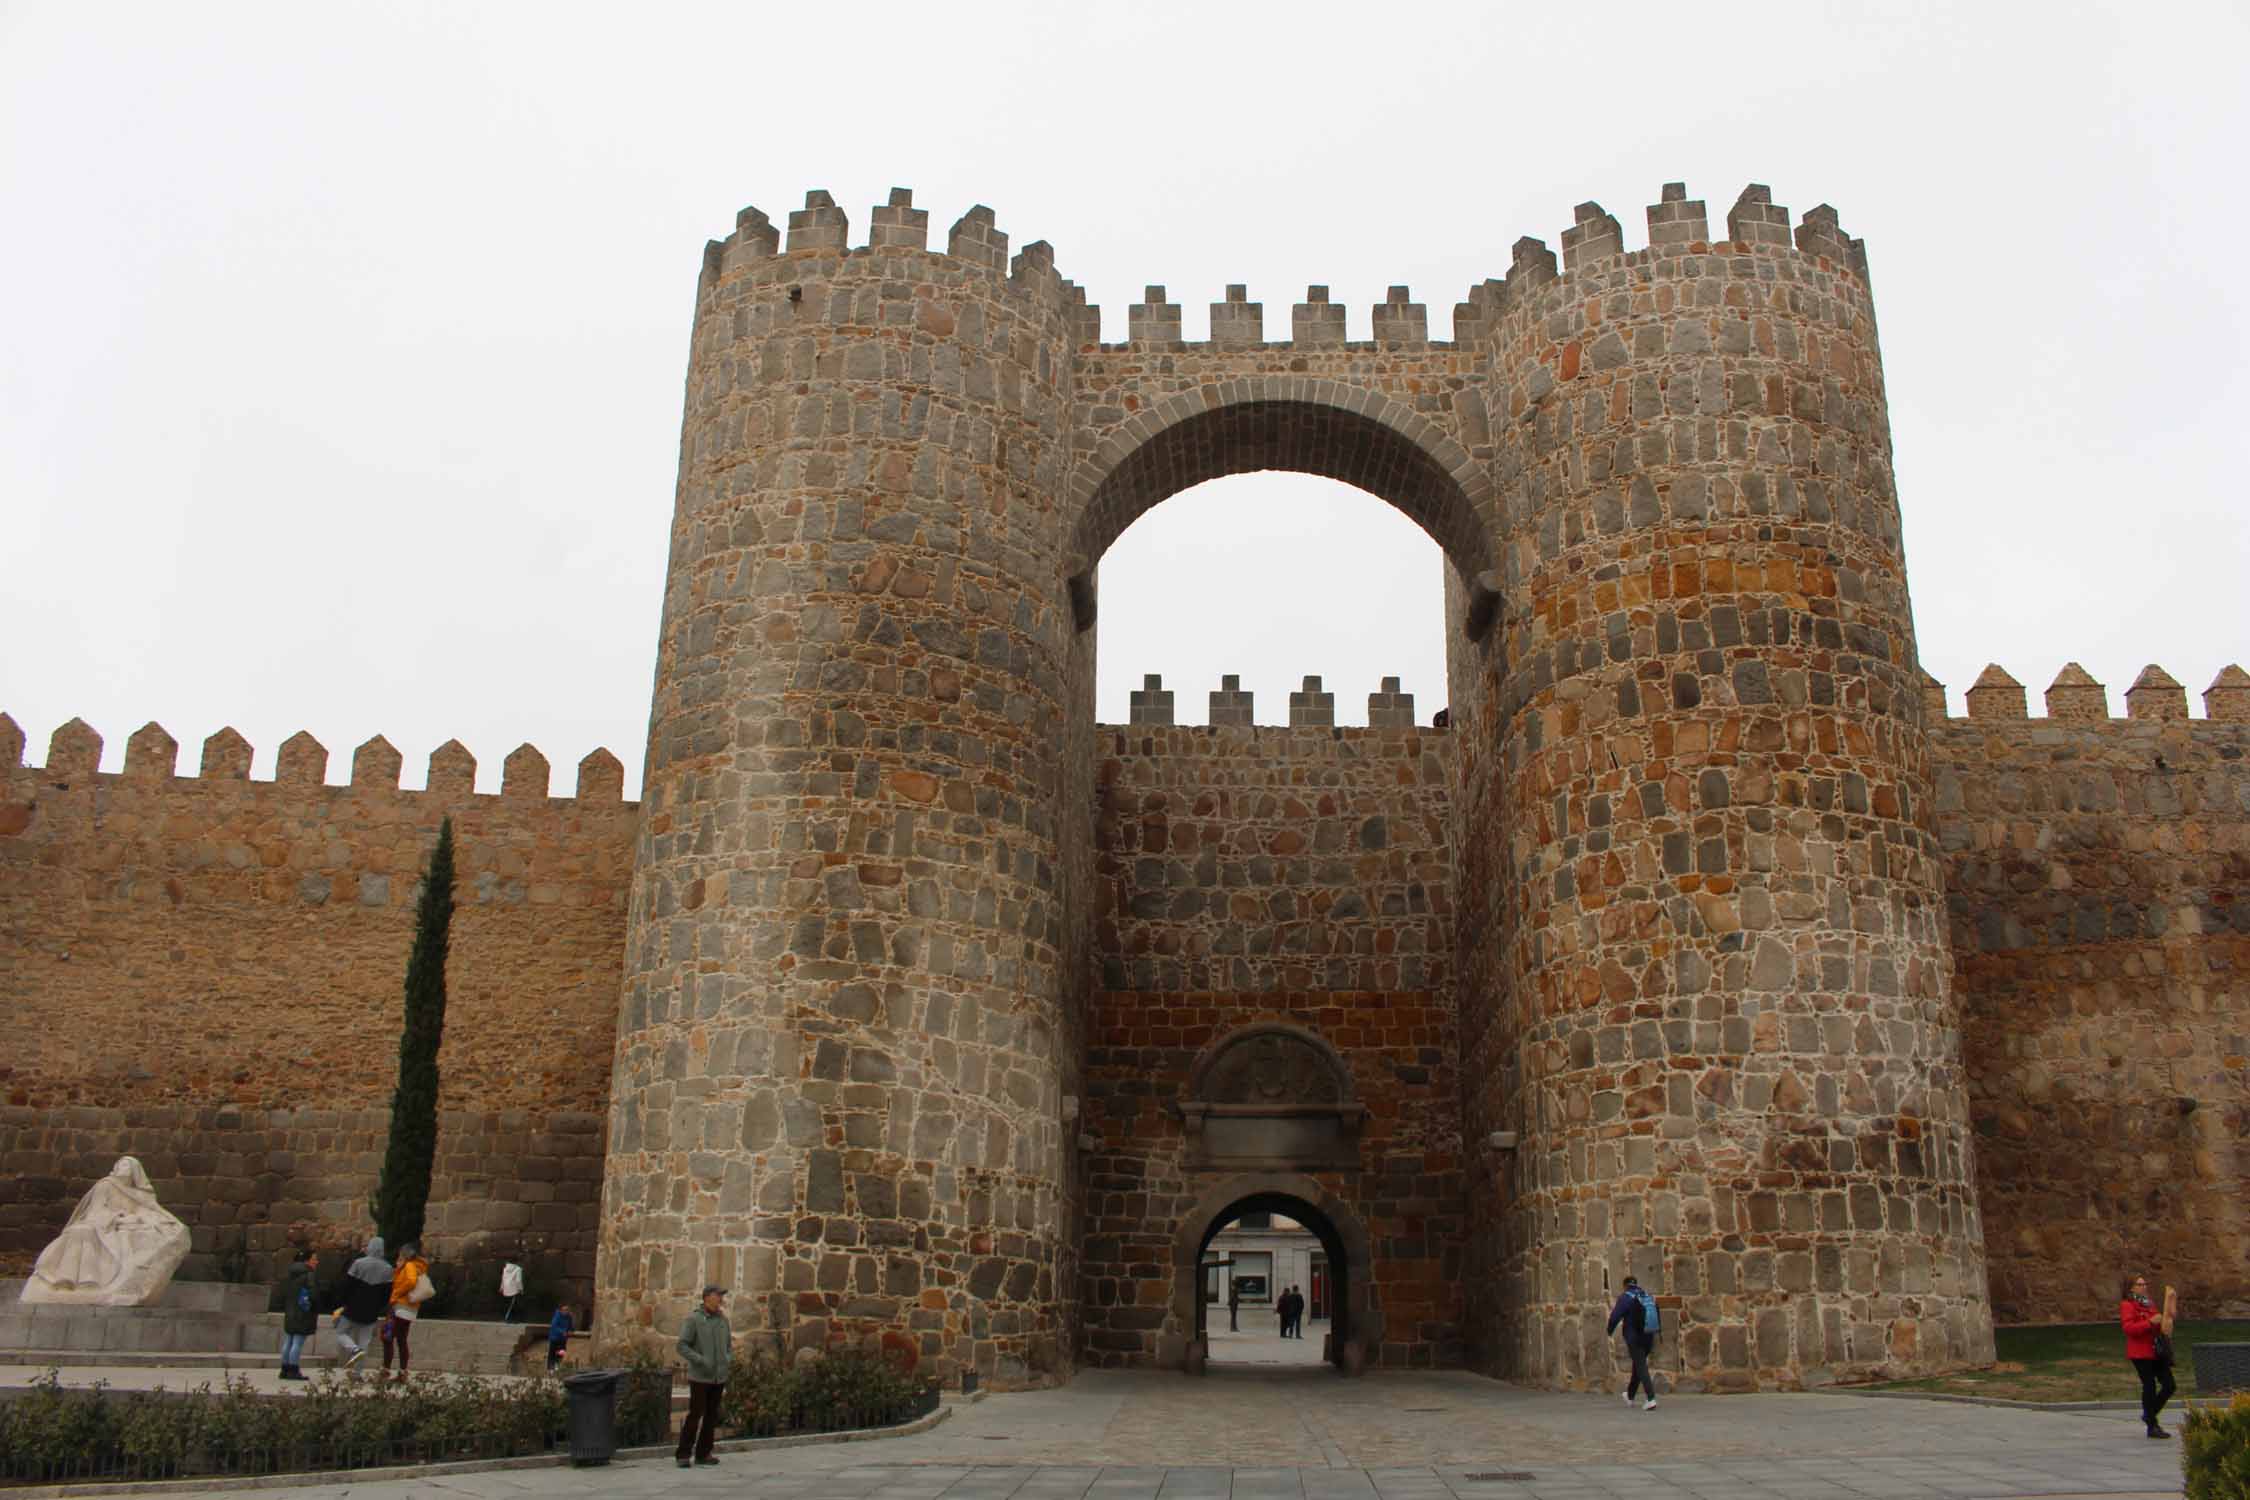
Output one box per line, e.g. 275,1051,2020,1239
372,816,456,1249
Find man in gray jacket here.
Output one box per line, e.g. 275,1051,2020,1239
676,1284,732,1467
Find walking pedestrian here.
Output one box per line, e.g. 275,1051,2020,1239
676,1284,732,1468
1605,1275,1660,1410
333,1236,392,1370
1227,1278,1241,1333
278,1248,319,1380
1281,1285,1303,1338
500,1260,524,1323
546,1300,576,1371
384,1243,434,1381
2120,1272,2178,1438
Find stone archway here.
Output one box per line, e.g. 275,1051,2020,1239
1061,387,1501,634
1172,1174,1378,1374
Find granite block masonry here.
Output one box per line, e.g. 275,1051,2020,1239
4,180,2242,1394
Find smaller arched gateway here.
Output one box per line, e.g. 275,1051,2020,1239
1173,1175,1376,1374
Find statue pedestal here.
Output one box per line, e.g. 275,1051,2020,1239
0,1279,270,1355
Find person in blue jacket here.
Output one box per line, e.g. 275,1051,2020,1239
1605,1275,1660,1410
546,1301,576,1371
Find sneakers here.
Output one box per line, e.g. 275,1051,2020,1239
677,1458,692,1469
342,1346,366,1368
1621,1390,1634,1405
2147,1424,2172,1440
696,1456,721,1466
1642,1398,1658,1410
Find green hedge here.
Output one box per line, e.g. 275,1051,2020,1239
0,1368,565,1483
717,1346,927,1436
2185,1392,2250,1500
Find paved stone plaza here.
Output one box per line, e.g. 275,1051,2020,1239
226,1368,2183,1500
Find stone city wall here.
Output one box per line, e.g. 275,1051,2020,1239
1928,664,2250,1323
0,715,630,1292
1080,713,1465,1368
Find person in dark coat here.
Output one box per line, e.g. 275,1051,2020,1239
333,1235,392,1369
1605,1276,1659,1410
279,1249,319,1380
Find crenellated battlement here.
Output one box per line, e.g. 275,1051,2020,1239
693,181,1872,352
1114,674,1438,731
1921,663,2250,724
0,713,633,803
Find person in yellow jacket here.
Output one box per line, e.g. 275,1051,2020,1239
382,1244,434,1380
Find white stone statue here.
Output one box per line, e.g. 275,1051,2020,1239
18,1156,192,1305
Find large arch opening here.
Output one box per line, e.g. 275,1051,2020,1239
1063,391,1501,639
1172,1175,1376,1375
1067,390,1485,1379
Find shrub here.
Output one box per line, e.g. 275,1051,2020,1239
0,1368,568,1482
793,1347,922,1431
720,1349,799,1434
587,1342,674,1447
0,1371,122,1478
2184,1392,2250,1500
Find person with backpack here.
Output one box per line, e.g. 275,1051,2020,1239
1605,1275,1661,1410
278,1248,319,1380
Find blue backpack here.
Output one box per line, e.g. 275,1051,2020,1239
1630,1287,1660,1334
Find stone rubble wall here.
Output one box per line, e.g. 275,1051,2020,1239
0,719,631,1293
1080,724,1464,1368
1465,187,1994,1390
1927,665,2250,1321
599,192,1084,1389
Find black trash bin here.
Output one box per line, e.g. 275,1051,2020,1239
562,1369,622,1465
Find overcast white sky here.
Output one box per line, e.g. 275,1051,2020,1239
3,2,2244,799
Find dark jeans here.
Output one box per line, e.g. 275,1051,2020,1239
383,1317,411,1372
2132,1357,2176,1427
1624,1339,1655,1400
677,1380,725,1461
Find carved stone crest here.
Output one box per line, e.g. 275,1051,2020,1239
1177,1024,1364,1171
1204,1031,1345,1106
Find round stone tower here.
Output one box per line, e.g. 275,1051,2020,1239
597,189,1090,1385
1451,185,1994,1387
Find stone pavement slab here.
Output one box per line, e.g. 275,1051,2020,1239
157,1369,2191,1500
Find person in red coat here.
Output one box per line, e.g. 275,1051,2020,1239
2119,1272,2178,1438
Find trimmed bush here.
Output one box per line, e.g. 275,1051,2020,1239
2184,1391,2250,1500
0,1368,565,1484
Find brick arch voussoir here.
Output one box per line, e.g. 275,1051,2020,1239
1066,379,1495,584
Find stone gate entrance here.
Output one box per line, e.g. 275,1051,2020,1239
1177,1178,1371,1373
598,181,1998,1391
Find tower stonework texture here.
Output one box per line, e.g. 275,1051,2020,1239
9,179,2243,1396
599,192,1090,1382
1447,187,1991,1387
